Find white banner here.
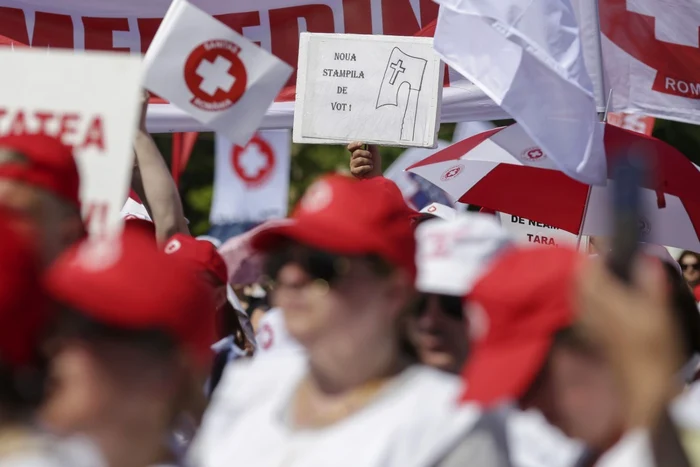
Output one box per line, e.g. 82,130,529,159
210,130,291,224
594,0,700,124
0,48,142,236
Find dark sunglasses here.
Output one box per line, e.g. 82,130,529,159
264,245,392,285
412,293,464,320
682,263,700,272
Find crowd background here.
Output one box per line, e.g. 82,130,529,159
164,119,700,236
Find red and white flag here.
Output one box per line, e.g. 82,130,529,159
143,0,292,145
434,0,606,185
593,0,700,124
210,130,291,224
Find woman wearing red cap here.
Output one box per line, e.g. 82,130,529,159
190,175,478,467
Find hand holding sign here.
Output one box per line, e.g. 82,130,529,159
348,142,382,179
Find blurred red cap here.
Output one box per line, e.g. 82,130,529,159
460,246,582,407
251,175,417,280
0,134,81,207
164,234,228,285
44,228,215,366
0,210,50,368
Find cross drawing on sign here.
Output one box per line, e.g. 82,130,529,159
196,55,236,96
239,143,269,179
389,59,406,85
627,0,700,47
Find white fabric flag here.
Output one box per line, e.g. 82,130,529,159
210,130,291,224
143,0,292,145
434,1,606,185
591,0,700,124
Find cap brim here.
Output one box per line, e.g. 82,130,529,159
251,219,381,257
460,337,552,407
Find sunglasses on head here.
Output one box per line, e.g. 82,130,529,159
412,293,464,320
682,263,700,272
264,244,392,285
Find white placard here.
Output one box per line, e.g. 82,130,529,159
0,48,142,236
143,0,293,145
211,130,291,224
499,213,579,248
294,33,443,148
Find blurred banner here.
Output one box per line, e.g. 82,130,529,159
209,130,290,241
606,112,655,136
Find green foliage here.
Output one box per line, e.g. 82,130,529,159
154,119,699,237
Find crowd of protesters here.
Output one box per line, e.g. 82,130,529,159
1,101,700,467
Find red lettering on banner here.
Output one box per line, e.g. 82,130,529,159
344,0,372,34
270,5,334,86
57,113,80,143
0,8,29,46
0,108,106,151
34,112,54,134
81,117,106,151
137,17,161,54
32,12,74,49
217,11,261,38
7,110,28,135
83,17,130,51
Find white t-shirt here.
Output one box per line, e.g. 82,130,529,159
0,434,105,467
189,353,480,467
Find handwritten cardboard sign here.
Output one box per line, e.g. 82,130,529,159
0,48,142,236
294,33,443,148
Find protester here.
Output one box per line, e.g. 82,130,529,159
0,210,105,466
412,212,511,373
678,251,700,295
0,134,84,266
189,174,479,467
40,228,215,467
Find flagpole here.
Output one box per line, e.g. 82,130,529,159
576,185,592,252
592,0,607,111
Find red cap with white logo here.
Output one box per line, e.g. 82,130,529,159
460,246,582,407
251,175,417,280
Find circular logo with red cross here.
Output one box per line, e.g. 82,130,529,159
427,205,437,213
440,164,464,181
599,0,700,98
231,135,275,187
184,39,248,111
522,147,545,162
258,323,274,350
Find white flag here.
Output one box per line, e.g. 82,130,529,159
143,0,292,145
210,130,291,224
434,0,606,185
590,0,700,124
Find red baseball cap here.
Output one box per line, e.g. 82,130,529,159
460,246,582,407
0,210,50,368
44,228,216,366
251,175,417,280
164,233,228,285
0,134,81,207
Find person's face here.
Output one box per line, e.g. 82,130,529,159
42,342,182,435
407,294,468,374
546,346,623,450
0,178,79,265
270,245,411,355
681,255,700,285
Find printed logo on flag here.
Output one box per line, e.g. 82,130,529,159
231,135,275,187
258,323,274,350
184,40,248,111
521,147,546,162
600,0,700,99
440,164,464,181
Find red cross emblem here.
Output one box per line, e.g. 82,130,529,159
524,148,545,161
184,40,248,111
231,134,275,187
600,0,700,99
441,164,463,181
